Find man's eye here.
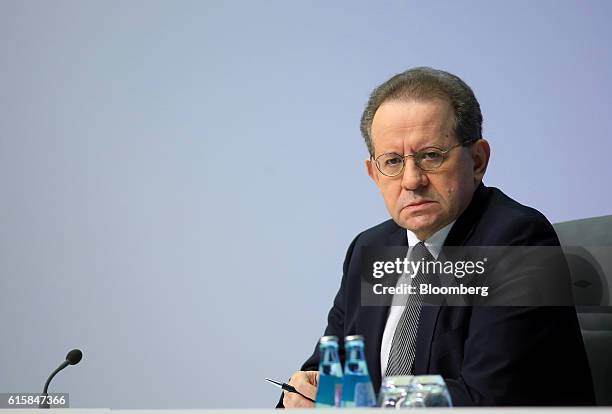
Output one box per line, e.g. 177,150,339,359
422,151,442,160
385,157,403,166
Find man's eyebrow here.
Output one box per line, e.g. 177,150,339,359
414,138,446,152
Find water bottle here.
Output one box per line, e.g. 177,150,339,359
341,335,376,407
315,335,343,408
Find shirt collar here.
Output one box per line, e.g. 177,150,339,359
406,220,456,259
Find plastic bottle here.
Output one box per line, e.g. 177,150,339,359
341,335,376,407
315,335,343,408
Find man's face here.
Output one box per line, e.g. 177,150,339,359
366,99,488,240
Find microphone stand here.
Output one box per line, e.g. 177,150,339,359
39,360,70,409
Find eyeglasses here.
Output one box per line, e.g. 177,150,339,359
372,138,479,177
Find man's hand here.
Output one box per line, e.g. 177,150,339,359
282,370,319,408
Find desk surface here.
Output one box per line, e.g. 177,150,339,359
2,409,612,414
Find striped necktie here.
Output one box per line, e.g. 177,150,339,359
385,241,435,376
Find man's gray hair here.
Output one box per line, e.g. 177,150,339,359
360,67,483,156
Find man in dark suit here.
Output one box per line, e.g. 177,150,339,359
279,67,595,407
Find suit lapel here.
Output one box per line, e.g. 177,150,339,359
414,303,441,374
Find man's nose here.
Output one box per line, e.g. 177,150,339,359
401,158,428,190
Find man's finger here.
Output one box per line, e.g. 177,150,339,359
293,380,317,400
283,390,315,408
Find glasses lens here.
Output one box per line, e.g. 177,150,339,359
377,153,404,176
416,149,444,171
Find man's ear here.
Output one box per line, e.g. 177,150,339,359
366,158,379,184
471,138,490,184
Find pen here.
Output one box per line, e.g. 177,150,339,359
265,377,316,403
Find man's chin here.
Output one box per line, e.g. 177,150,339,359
399,212,436,229
397,216,444,239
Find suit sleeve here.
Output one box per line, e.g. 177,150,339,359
443,215,595,405
275,233,361,408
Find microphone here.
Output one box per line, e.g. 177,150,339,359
40,349,83,408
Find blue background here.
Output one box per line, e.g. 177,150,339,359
1,0,611,408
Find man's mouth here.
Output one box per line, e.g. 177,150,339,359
402,200,436,211
407,200,434,207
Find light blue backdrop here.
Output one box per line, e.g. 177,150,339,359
1,0,611,408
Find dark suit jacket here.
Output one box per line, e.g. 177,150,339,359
278,183,595,406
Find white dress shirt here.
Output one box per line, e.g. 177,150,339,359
379,221,456,377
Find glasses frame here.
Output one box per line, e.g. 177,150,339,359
372,138,480,177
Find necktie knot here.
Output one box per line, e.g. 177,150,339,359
410,241,435,265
